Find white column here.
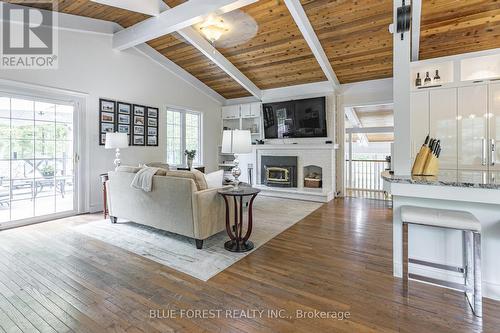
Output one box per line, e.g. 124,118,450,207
393,0,412,175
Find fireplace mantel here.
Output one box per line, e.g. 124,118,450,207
253,144,339,151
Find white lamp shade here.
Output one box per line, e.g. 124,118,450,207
232,130,252,154
221,130,233,153
105,132,128,149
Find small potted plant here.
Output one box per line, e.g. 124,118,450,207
184,149,196,169
40,165,55,178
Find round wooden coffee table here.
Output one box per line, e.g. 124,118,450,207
218,186,260,252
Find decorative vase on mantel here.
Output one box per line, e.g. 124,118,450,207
187,158,193,170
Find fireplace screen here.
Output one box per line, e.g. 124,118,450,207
266,167,290,184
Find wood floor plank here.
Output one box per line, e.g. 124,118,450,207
0,198,498,332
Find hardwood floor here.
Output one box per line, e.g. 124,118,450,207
0,198,498,332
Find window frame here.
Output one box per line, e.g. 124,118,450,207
166,108,203,167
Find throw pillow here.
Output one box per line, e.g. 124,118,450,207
116,166,142,173
165,170,208,191
204,170,224,188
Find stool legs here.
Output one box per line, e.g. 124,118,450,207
464,230,482,317
402,222,409,296
473,232,482,317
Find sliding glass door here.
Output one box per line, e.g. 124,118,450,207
0,93,76,226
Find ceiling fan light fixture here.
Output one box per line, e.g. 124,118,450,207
199,16,229,43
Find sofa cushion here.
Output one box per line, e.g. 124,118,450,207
204,170,224,189
166,169,208,191
116,165,142,173
145,162,170,170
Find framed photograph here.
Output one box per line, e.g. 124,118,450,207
147,118,157,127
147,127,157,136
101,122,114,133
101,112,114,123
118,124,129,134
100,133,106,145
147,107,158,118
134,126,144,135
147,136,157,146
100,99,115,112
117,102,131,115
118,114,130,124
133,105,145,116
134,116,145,126
133,135,144,146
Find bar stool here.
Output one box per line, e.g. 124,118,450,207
401,205,482,317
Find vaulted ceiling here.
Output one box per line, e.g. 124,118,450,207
4,0,500,99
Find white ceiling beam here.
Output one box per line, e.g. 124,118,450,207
345,106,369,145
283,0,341,90
91,0,161,16
113,0,257,51
157,2,262,99
411,0,422,61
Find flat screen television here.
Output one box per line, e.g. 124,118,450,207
263,96,327,139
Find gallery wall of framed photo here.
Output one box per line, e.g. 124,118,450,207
99,98,159,147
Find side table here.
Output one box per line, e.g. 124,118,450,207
218,187,260,252
100,173,109,219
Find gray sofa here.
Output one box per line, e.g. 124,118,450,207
106,167,228,249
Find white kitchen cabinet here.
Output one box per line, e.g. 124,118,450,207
430,88,457,170
250,102,261,117
410,91,429,159
221,105,240,119
490,82,500,171
240,103,252,117
458,84,488,170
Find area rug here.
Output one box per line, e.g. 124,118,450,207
73,197,322,281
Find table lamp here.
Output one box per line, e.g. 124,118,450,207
222,130,252,190
105,132,128,170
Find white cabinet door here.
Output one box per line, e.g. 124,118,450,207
222,105,240,119
240,103,252,118
250,102,261,117
410,91,429,159
490,82,500,171
430,88,457,170
458,84,488,170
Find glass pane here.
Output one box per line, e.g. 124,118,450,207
35,196,55,216
56,141,72,159
11,140,34,159
10,199,33,220
0,199,9,222
11,98,33,120
0,97,9,118
0,161,9,182
34,177,55,198
55,159,73,177
11,160,35,180
35,140,55,159
35,102,55,121
11,180,33,201
55,122,72,140
35,159,55,179
11,119,33,139
0,139,9,160
56,104,73,123
56,190,73,213
35,121,55,140
0,117,9,138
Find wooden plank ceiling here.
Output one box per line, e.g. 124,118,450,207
4,0,500,99
419,0,500,60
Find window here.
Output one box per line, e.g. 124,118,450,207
0,94,76,225
166,109,202,166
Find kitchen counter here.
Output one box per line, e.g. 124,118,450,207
382,170,500,301
381,170,500,189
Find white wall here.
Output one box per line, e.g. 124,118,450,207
0,29,222,212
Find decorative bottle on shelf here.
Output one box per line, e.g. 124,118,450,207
424,71,432,85
415,73,422,87
433,70,441,83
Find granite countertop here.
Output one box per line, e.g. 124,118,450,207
381,170,500,190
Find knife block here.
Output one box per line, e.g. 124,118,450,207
411,147,439,176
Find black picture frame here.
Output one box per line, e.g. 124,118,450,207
99,98,116,146
132,104,146,146
146,107,159,146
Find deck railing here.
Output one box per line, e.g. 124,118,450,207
345,159,386,192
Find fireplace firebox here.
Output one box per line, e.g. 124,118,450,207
261,156,297,187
